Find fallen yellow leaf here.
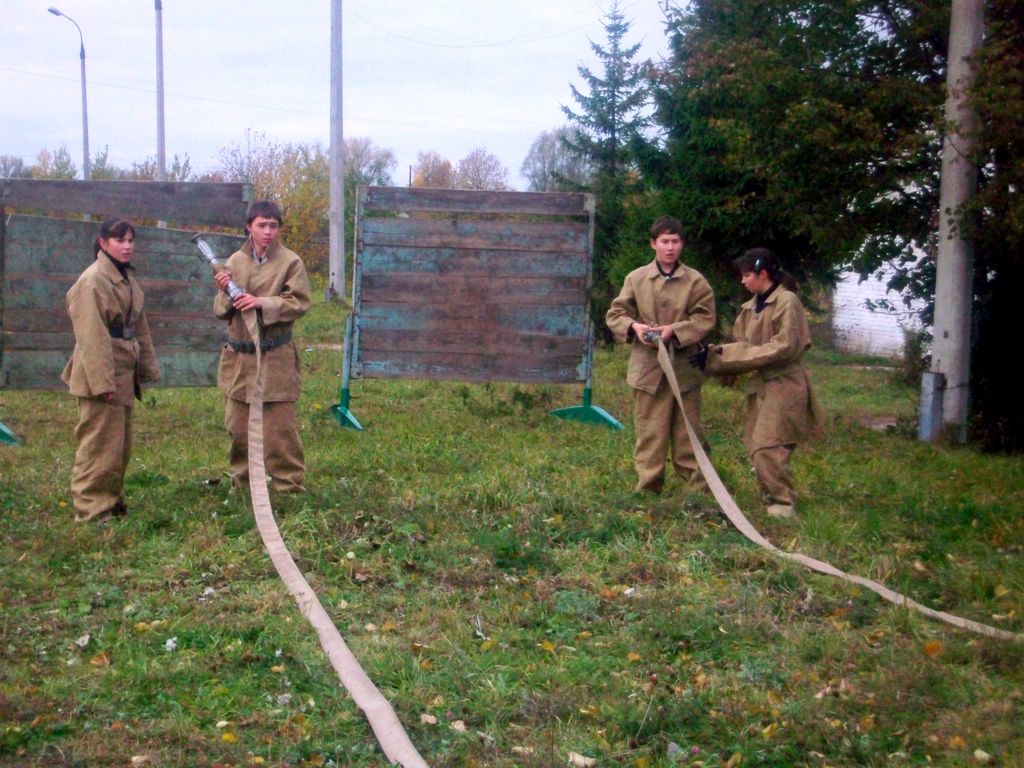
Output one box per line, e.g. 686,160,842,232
627,651,642,662
922,640,944,658
270,664,285,673
537,640,556,653
221,731,238,743
89,652,111,667
947,735,968,750
725,752,743,767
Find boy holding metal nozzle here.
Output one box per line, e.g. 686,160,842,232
606,216,716,494
213,200,311,495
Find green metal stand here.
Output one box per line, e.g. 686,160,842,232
549,386,622,430
330,387,363,431
331,314,363,430
0,420,19,445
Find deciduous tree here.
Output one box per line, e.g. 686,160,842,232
455,147,511,191
520,127,593,192
412,151,455,189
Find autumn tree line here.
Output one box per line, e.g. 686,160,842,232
2,0,1021,449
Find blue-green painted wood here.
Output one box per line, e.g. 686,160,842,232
1,215,243,390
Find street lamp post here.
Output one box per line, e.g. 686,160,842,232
48,6,90,180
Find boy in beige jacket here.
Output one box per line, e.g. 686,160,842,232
213,200,311,494
606,216,716,493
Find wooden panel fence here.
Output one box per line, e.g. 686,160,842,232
0,180,249,391
348,186,595,385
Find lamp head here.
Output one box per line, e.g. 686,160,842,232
48,7,62,16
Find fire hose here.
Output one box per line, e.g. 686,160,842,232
653,337,1022,643
193,235,429,768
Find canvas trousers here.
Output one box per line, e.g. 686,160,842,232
224,397,305,493
71,397,132,521
751,443,797,509
633,379,708,493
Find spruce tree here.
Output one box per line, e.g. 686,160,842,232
562,0,650,335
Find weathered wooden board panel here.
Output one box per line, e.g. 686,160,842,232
0,179,250,226
360,274,587,306
362,187,592,217
359,329,585,358
357,353,583,384
357,304,586,336
349,188,595,387
1,215,243,389
360,246,589,278
360,218,589,253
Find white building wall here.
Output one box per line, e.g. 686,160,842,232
832,267,925,357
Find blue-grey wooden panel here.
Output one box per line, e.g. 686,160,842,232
1,215,243,390
361,186,591,217
359,218,589,253
351,188,595,386
360,246,589,279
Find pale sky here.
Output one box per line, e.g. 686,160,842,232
0,0,676,189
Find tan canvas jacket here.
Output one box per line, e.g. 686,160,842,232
61,254,160,406
214,239,311,403
706,286,824,450
606,260,716,394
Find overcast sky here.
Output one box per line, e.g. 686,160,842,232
1,0,676,189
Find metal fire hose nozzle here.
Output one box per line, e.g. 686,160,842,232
190,233,246,301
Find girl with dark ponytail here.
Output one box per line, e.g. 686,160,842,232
61,218,161,522
694,247,824,519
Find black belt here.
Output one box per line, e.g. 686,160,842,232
108,322,136,340
227,332,293,354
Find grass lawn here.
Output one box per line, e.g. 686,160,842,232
1,292,1021,767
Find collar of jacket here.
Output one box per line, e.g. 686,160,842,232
98,252,133,283
742,283,786,310
241,237,282,263
643,259,685,280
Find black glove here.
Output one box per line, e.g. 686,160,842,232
688,344,708,371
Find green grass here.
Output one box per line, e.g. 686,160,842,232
1,292,1021,768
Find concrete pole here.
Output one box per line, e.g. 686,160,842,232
924,0,984,443
155,0,167,182
327,0,345,301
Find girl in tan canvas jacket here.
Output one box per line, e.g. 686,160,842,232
694,247,824,519
62,218,160,522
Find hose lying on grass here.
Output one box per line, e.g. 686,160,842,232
655,338,1022,643
240,308,429,768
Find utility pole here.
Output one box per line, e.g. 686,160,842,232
155,0,167,182
921,0,984,443
327,0,345,300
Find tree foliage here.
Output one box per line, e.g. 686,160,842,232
520,126,593,192
412,150,456,189
642,0,948,300
456,147,511,191
32,146,77,179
